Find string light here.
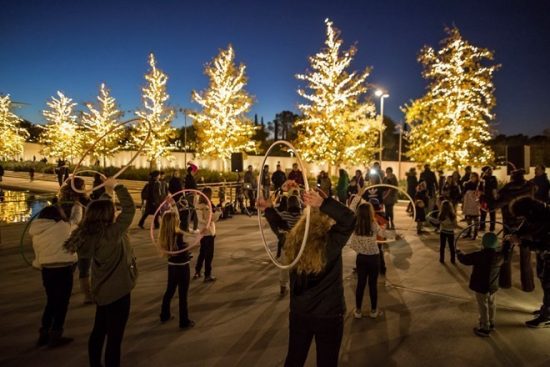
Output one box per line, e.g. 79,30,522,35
0,94,29,159
402,27,500,170
40,91,84,161
191,45,257,160
295,19,379,166
82,83,123,165
132,53,176,167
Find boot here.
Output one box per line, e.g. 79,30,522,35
80,278,93,304
37,327,49,347
48,330,73,348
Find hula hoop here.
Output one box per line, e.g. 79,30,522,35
454,220,523,251
70,117,152,194
257,140,310,270
149,189,213,255
19,211,42,268
361,183,416,243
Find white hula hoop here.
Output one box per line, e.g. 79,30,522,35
150,189,213,255
362,183,417,243
257,140,310,270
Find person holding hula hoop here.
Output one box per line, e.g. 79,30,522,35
258,189,355,367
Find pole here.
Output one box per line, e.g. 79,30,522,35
379,97,384,164
183,110,187,166
398,123,403,180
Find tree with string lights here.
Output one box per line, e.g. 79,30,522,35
82,83,124,166
132,53,175,168
191,45,257,161
0,94,29,160
295,18,379,167
402,27,500,170
40,91,84,161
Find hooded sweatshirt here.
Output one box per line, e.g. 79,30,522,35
30,219,78,268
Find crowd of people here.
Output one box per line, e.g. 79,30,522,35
25,159,550,367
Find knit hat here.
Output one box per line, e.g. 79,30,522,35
482,232,499,249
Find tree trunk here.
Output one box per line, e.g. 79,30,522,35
150,159,158,171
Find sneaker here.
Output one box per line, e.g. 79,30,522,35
369,309,383,319
204,276,217,282
525,317,550,328
180,320,195,330
473,327,491,337
36,329,49,347
48,331,74,348
353,309,362,319
193,273,201,280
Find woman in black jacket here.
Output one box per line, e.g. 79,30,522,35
258,189,355,367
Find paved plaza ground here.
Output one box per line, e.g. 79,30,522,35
1,178,550,366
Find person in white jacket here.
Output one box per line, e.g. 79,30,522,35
30,205,80,348
193,187,221,282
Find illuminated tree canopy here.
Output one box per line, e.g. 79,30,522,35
40,91,84,161
295,18,379,166
191,45,257,160
133,53,175,166
0,94,29,159
82,83,124,166
403,27,500,170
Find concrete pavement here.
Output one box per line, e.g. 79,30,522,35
0,201,549,366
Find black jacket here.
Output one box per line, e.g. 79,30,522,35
458,249,504,294
406,174,418,197
531,174,550,203
271,170,286,189
184,174,197,190
265,198,355,317
420,169,437,196
167,233,192,264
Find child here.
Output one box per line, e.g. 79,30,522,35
457,232,505,337
348,202,386,319
64,178,136,367
30,205,78,347
438,200,457,263
158,211,194,329
462,172,481,240
194,187,221,282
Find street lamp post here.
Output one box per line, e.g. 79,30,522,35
397,123,403,180
375,90,389,166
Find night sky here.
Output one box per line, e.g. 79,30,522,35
1,0,549,136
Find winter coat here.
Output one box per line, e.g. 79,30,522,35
30,219,78,268
406,174,418,197
462,182,480,217
243,171,257,189
516,207,550,282
531,174,550,203
383,174,398,205
288,170,304,186
336,173,349,198
420,169,437,196
271,170,287,189
496,179,536,230
458,249,504,294
265,198,355,317
66,185,137,306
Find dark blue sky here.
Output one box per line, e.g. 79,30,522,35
1,0,549,136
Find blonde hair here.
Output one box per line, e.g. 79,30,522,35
285,207,333,274
158,211,182,254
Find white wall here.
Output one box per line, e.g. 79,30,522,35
19,142,535,182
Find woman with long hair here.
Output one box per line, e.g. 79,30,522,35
348,202,386,319
259,189,355,367
158,211,194,329
64,178,136,367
